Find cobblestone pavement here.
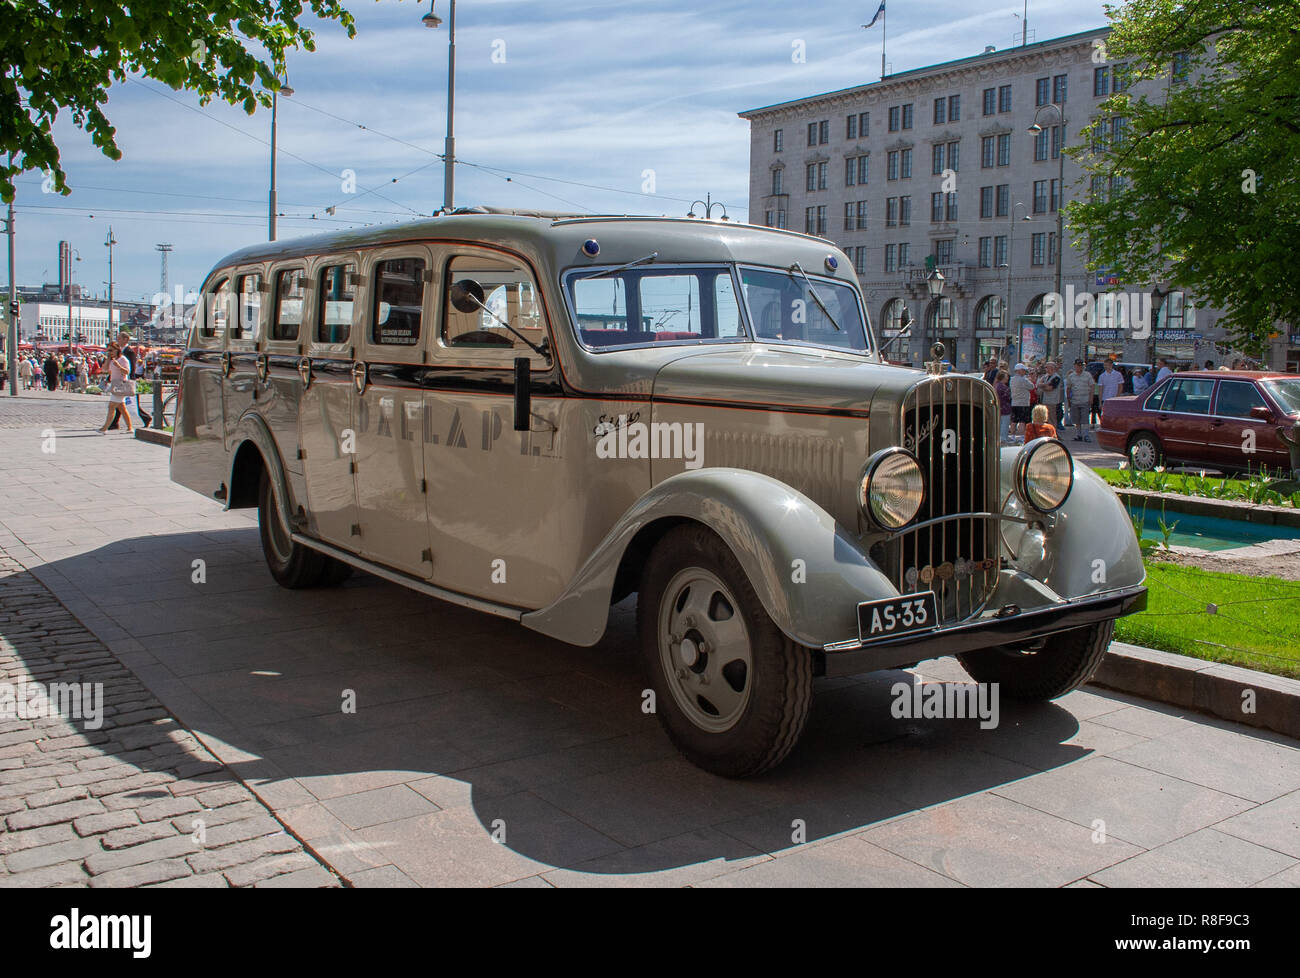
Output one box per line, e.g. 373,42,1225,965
0,394,1296,887
0,550,339,887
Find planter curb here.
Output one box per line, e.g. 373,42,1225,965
1094,641,1300,740
1114,486,1300,529
134,428,172,447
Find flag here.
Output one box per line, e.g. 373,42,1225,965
864,1,885,28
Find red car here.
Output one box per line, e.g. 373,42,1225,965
1097,371,1300,473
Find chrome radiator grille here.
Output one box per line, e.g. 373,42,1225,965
883,375,1000,624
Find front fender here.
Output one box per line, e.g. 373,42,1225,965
998,445,1145,601
520,468,894,648
228,411,294,530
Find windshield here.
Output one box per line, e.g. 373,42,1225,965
738,266,871,353
1263,378,1300,415
567,265,746,349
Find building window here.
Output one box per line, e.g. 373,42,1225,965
1090,174,1107,201
1033,179,1048,213
982,87,996,115
859,112,870,136
1112,63,1130,93
775,209,787,228
900,148,912,178
977,295,1006,331
935,239,954,266
1036,77,1050,106
1031,232,1046,265
996,184,1009,217
1050,177,1060,212
772,169,783,195
1052,73,1068,104
765,210,776,227
931,192,944,223
981,136,994,168
932,143,945,175
774,129,784,152
819,120,830,143
886,197,898,227
858,156,869,183
902,103,913,129
856,200,868,230
853,246,868,275
998,84,1012,113
846,155,868,186
946,191,958,221
899,242,910,266
1111,116,1128,145
844,202,856,232
997,133,1011,166
889,106,900,131
885,244,897,273
947,141,959,171
846,114,857,140
883,298,906,333
818,161,828,189
808,122,818,146
1158,291,1186,329
1093,66,1109,97
1035,127,1049,161
933,97,946,125
1048,232,1058,265
805,207,817,234
995,235,1007,267
1051,124,1062,158
1172,52,1191,85
978,236,992,268
899,196,912,226
806,164,817,192
980,186,994,218
948,95,960,121
887,151,899,180
927,295,955,331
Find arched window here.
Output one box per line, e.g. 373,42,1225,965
926,296,955,332
881,298,907,334
976,295,1006,331
1156,290,1186,330
1026,293,1046,317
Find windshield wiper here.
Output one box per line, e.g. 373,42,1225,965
787,262,841,331
586,252,659,281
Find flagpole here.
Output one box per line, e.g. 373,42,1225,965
881,3,887,79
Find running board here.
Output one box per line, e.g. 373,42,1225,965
289,533,525,623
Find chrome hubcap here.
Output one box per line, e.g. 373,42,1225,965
658,567,753,733
1131,440,1156,470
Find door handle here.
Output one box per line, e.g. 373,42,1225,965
352,360,368,395
257,354,270,384
221,351,233,377
298,356,312,390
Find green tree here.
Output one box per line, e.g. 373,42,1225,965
1068,0,1300,354
0,1,363,202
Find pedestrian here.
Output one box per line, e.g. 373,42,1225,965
106,331,151,429
43,353,58,391
1009,363,1033,442
17,357,31,392
982,357,999,385
1204,359,1214,370
1024,403,1058,442
76,358,89,392
994,369,1012,445
1098,359,1124,408
96,341,134,434
1065,359,1096,443
1155,357,1173,385
1131,366,1150,395
1037,360,1064,429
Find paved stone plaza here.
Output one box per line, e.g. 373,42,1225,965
0,390,1296,887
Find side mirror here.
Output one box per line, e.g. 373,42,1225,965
449,279,486,315
514,357,531,432
1250,405,1274,421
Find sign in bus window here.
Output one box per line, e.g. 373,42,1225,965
373,258,425,346
318,263,355,345
272,269,305,342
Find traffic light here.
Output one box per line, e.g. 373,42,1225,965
7,301,16,319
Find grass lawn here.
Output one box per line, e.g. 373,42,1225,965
1115,562,1300,679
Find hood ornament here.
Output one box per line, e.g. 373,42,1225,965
926,342,947,376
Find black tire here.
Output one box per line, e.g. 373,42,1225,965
1127,431,1163,471
956,620,1115,700
637,524,813,778
257,469,328,589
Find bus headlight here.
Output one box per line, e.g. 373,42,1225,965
860,448,925,530
1014,437,1074,513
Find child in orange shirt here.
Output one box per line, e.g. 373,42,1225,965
1024,404,1058,441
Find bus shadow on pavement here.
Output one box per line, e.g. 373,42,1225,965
26,529,1099,881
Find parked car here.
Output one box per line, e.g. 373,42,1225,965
1098,371,1300,472
170,211,1146,777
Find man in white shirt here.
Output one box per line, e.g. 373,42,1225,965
1065,359,1096,443
1155,358,1173,385
1098,360,1124,404
1009,363,1033,442
1131,367,1150,395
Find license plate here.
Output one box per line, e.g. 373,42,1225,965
857,592,938,642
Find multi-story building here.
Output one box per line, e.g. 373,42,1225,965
739,27,1288,371
21,299,121,347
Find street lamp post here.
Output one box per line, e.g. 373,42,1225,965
269,83,294,241
1028,103,1068,361
925,267,946,372
687,195,729,221
104,228,117,342
65,247,81,349
1001,203,1032,361
423,1,457,214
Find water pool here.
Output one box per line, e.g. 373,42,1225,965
1128,506,1300,552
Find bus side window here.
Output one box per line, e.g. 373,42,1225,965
201,278,231,342
272,268,305,343
235,273,262,342
317,262,355,345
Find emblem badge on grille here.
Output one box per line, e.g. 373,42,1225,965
936,562,955,580
905,567,919,589
919,566,935,584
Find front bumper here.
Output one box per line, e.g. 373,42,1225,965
819,584,1147,678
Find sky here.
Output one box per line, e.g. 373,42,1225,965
11,0,1111,305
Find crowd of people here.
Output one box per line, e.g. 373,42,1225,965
980,354,1252,447
12,330,155,431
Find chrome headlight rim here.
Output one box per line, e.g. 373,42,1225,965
1014,436,1074,514
859,447,927,532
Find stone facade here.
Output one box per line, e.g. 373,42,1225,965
739,27,1293,372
